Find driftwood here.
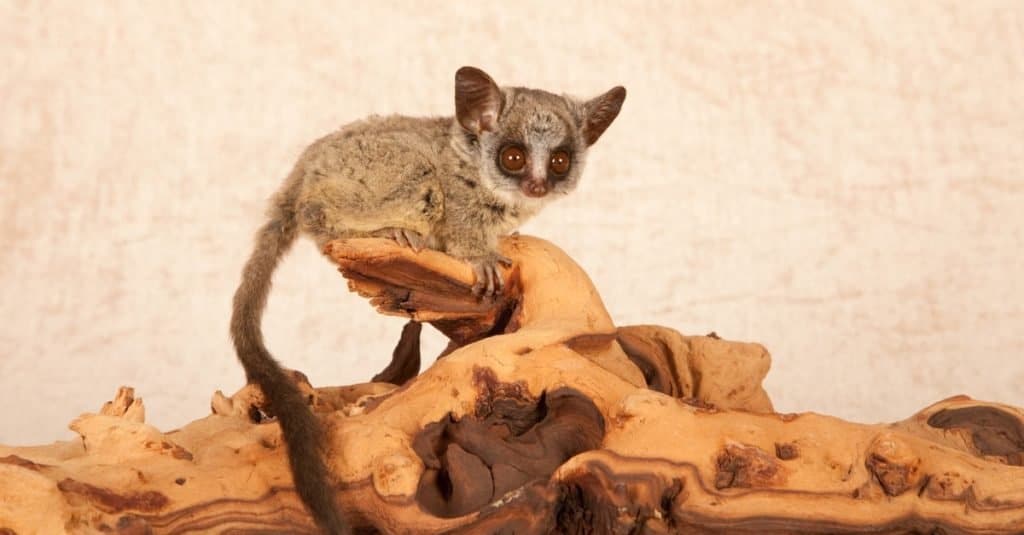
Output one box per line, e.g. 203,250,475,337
1,235,1022,534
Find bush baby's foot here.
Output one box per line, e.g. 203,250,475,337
374,227,427,252
468,253,512,297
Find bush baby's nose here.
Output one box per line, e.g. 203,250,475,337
522,179,548,198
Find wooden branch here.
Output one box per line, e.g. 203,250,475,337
1,236,1021,534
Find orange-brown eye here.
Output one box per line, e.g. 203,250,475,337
549,151,571,176
499,145,527,173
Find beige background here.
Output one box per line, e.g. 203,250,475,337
1,1,1022,445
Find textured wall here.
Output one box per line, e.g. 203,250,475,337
1,1,1022,445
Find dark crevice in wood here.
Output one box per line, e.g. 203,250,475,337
412,377,604,518
616,329,680,397
928,406,1024,466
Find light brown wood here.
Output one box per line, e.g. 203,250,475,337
1,236,1021,534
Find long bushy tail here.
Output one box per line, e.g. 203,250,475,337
229,172,351,535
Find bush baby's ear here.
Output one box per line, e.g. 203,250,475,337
455,66,504,135
581,86,627,146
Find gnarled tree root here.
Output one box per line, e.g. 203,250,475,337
1,236,1021,534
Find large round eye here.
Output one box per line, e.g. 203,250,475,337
549,150,571,176
499,145,527,173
